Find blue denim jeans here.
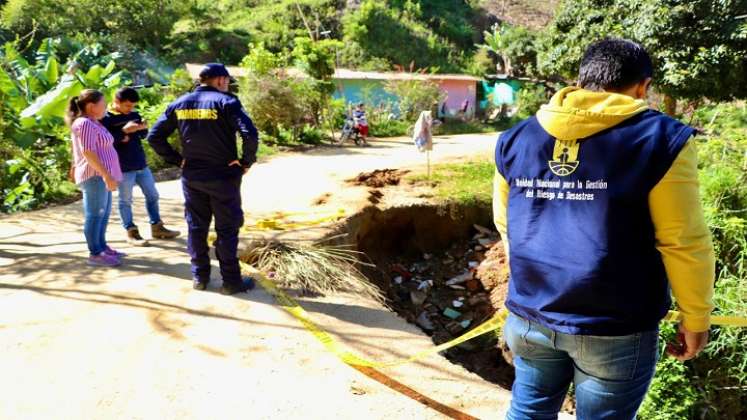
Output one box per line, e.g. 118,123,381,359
118,167,161,230
504,313,659,420
80,176,112,256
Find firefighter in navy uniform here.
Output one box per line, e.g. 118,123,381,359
147,63,258,295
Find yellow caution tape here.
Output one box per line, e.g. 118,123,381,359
244,209,347,231
663,310,747,327
241,262,747,369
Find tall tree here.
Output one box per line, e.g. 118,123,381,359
1,0,184,49
537,0,747,101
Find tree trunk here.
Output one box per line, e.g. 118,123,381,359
295,2,316,41
663,95,677,116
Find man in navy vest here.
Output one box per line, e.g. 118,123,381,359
493,39,714,419
147,63,258,295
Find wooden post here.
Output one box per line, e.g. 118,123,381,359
427,151,431,179
663,95,677,116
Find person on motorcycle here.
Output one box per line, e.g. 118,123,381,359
353,103,369,145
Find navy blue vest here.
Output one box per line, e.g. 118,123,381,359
495,110,694,335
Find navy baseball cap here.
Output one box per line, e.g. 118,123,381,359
199,63,231,79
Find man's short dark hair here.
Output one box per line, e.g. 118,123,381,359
115,87,139,103
578,39,653,91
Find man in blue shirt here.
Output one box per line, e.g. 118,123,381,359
101,87,180,246
147,64,258,295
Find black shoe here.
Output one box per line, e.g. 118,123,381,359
193,278,209,291
220,276,256,295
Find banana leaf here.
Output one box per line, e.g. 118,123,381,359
44,57,59,86
20,75,83,121
0,65,26,109
84,64,104,86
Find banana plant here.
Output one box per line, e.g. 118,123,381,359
0,38,66,147
0,37,125,147
21,59,123,125
1,37,126,212
477,24,513,76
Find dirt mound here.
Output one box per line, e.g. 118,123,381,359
312,193,331,206
475,240,510,310
348,169,410,188
367,189,384,204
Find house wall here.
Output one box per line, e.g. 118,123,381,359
480,80,522,109
436,80,477,118
332,79,398,109
332,78,478,119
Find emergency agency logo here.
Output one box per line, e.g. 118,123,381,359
548,139,580,176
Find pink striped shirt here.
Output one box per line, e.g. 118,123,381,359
71,117,123,184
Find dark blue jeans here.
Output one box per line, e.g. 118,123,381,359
181,176,244,285
504,313,659,420
79,176,112,256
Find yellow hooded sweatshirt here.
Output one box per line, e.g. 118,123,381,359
493,87,715,332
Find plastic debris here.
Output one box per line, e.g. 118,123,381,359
452,300,464,308
393,276,403,284
410,290,427,306
416,312,435,331
443,308,462,319
446,321,464,335
473,224,495,236
459,320,472,329
417,280,433,290
478,238,495,247
446,272,473,285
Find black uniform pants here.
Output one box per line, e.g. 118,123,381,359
181,175,244,285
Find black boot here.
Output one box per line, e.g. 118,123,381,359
220,277,256,295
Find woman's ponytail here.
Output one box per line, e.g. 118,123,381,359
65,96,81,126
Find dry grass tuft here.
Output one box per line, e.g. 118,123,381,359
242,240,385,303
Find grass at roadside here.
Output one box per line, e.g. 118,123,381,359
257,142,280,159
436,120,502,135
407,159,494,205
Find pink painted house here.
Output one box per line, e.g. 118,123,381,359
430,75,480,118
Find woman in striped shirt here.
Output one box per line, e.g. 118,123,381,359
67,89,124,267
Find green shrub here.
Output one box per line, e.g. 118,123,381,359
384,78,445,122
0,37,129,212
691,132,747,419
298,125,328,145
641,103,747,419
370,119,409,137
2,0,183,51
165,27,250,65
478,23,539,77
436,119,499,135
639,344,699,420
341,0,468,72
516,84,548,119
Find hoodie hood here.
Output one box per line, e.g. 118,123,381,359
536,86,649,140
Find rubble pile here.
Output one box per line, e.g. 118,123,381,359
347,169,410,188
382,224,513,385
